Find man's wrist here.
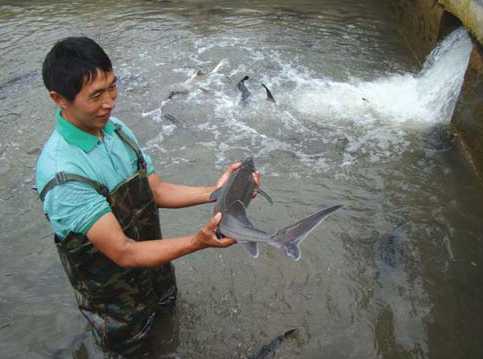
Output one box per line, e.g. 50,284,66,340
189,232,205,251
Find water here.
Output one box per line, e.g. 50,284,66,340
1,1,482,358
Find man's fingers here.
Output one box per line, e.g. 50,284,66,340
251,171,261,198
217,237,237,247
229,161,242,172
208,212,222,230
252,171,261,186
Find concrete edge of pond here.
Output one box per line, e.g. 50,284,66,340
439,0,483,45
395,0,483,181
437,0,483,182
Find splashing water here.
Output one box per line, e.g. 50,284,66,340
144,28,473,172
295,27,472,124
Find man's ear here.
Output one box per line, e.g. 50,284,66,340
48,91,70,110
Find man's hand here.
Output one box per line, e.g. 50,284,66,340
191,212,236,250
214,161,241,190
214,161,261,196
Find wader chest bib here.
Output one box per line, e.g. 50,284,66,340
39,125,177,352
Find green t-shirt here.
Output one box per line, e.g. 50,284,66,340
36,110,155,239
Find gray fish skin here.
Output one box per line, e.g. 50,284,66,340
210,158,342,260
236,76,277,104
261,83,276,103
237,75,251,103
375,224,406,273
247,328,297,359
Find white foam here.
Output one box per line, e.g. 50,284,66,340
294,28,473,127
143,28,473,171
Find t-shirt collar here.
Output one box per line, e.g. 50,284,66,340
55,109,115,152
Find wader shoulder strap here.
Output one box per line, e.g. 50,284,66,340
39,172,109,202
113,125,147,172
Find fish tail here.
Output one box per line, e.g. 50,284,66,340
272,205,342,261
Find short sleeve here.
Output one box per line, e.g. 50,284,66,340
43,181,112,239
111,118,155,175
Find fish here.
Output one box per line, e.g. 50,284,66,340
237,77,277,104
162,113,181,125
237,75,251,103
166,89,189,100
165,59,227,101
209,158,342,260
262,83,276,103
247,328,298,359
375,223,406,273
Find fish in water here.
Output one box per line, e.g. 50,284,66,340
166,89,189,100
237,75,251,103
209,158,342,260
374,223,408,281
261,83,276,103
165,59,227,100
237,76,276,104
247,328,298,359
162,113,181,125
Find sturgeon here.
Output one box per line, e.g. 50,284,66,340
210,158,342,260
237,76,276,104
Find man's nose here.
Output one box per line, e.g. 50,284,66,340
102,93,115,109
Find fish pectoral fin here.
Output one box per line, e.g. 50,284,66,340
209,187,223,202
256,188,273,205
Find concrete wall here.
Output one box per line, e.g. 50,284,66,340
391,0,483,179
439,0,483,44
438,1,483,179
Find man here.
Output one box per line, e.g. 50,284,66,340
36,37,260,355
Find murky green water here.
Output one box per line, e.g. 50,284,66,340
1,1,483,358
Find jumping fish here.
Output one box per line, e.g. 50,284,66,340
210,158,342,260
237,75,251,103
166,59,227,100
237,77,276,104
261,83,276,103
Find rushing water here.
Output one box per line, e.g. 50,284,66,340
1,1,483,358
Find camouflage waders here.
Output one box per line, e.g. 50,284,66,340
39,125,177,354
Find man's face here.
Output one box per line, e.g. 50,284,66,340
57,69,118,135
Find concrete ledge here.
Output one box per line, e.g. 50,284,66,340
391,0,483,179
439,0,483,45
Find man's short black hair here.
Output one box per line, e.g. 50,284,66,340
42,37,112,102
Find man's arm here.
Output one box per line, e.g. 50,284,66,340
87,211,235,268
148,173,215,208
148,162,243,208
148,162,261,209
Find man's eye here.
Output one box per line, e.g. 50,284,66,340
91,93,102,100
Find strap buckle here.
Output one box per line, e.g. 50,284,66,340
55,172,67,185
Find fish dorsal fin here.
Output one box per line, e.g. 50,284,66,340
261,83,276,103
